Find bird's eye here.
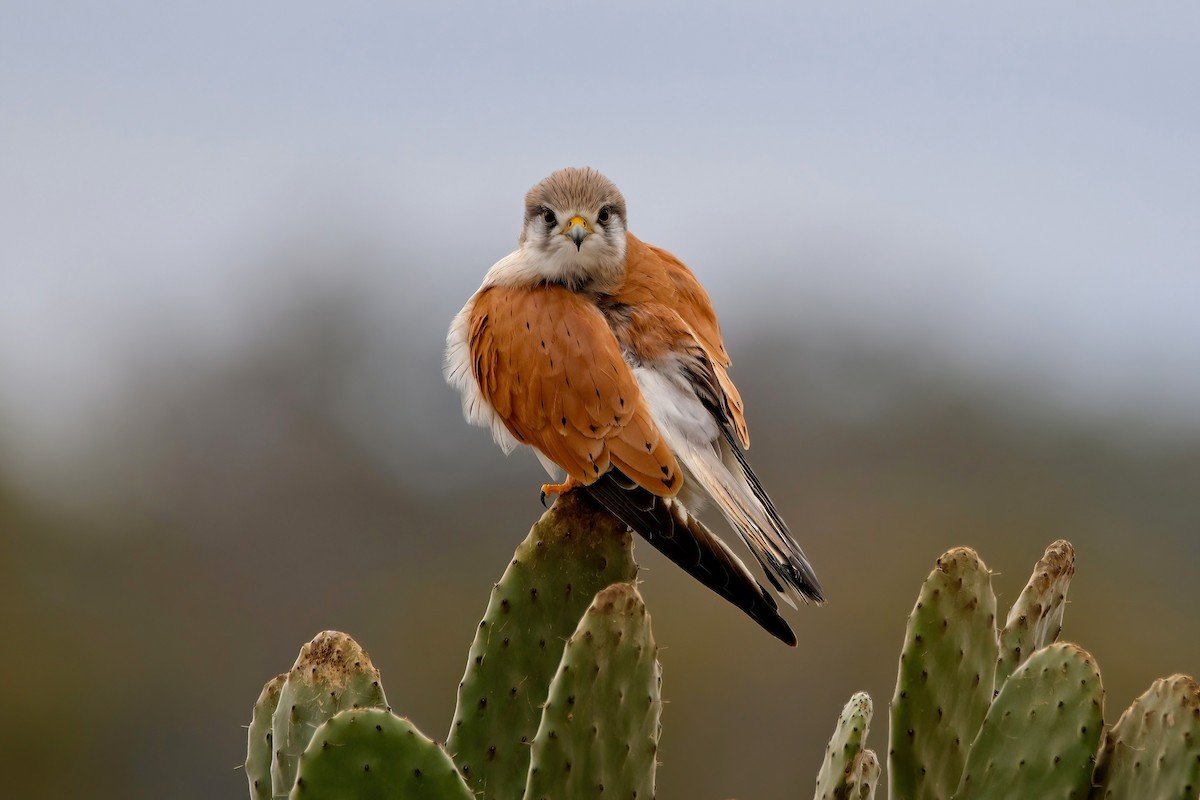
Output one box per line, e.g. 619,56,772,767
598,206,611,224
540,208,556,226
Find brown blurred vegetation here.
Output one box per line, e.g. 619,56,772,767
1,287,1197,800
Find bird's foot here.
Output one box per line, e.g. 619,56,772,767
539,477,580,508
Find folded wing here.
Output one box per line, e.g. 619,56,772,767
619,234,751,448
468,284,681,496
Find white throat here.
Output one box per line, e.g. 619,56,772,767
482,234,627,293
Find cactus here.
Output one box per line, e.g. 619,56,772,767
953,643,1104,800
995,540,1075,688
814,692,875,800
246,502,1198,800
889,547,998,800
270,631,389,797
1090,674,1200,799
851,750,881,800
290,708,473,800
446,490,639,799
247,673,286,800
522,582,662,800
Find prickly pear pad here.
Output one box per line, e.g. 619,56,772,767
953,643,1103,800
995,540,1075,688
814,692,874,800
850,750,881,800
447,491,638,799
522,582,661,800
1091,674,1200,800
270,631,388,797
889,547,998,800
290,708,472,800
246,673,286,800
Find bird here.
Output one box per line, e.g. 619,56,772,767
445,166,822,645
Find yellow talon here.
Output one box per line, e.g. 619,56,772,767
539,477,580,506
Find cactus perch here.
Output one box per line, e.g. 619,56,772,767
445,490,639,799
245,501,1198,800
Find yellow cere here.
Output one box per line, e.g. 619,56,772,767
564,215,591,233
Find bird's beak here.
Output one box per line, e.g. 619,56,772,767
563,215,591,250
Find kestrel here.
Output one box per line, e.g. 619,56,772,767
445,167,822,644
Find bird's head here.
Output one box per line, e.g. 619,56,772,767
517,167,628,291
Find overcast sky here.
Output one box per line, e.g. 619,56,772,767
2,1,1199,458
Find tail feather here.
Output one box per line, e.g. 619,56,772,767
685,431,825,607
582,473,797,646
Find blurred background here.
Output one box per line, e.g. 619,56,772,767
2,3,1198,798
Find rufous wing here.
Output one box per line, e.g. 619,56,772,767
619,234,750,447
468,284,681,496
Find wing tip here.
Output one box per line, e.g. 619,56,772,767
769,622,798,647
583,472,804,646
782,561,827,608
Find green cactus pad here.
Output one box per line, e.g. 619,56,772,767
953,643,1104,800
1091,673,1200,800
289,708,472,800
814,692,874,800
889,547,998,800
995,540,1075,688
521,581,661,800
247,673,287,800
447,490,638,799
270,631,389,797
851,750,881,800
